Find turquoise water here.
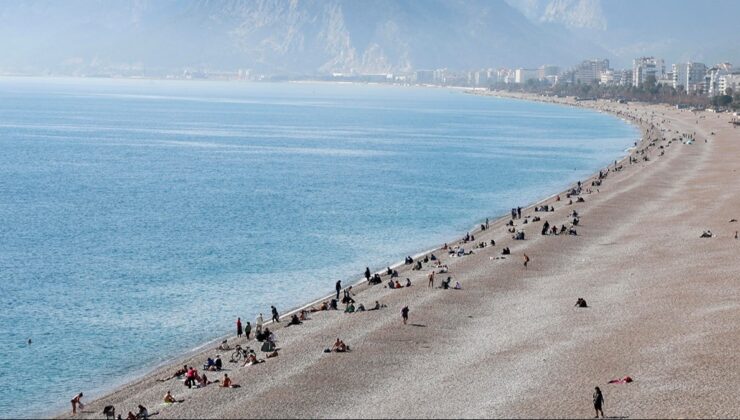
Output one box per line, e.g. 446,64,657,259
0,78,637,417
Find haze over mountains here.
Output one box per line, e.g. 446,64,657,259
0,0,737,76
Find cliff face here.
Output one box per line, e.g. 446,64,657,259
0,0,606,75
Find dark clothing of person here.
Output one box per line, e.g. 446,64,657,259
593,391,604,410
335,281,341,300
271,307,280,323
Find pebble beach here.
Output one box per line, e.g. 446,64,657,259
60,94,740,419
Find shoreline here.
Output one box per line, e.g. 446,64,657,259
60,92,739,419
20,83,619,419
58,91,644,416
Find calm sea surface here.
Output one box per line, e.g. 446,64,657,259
0,78,637,417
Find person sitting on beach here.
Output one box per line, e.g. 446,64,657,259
136,405,153,420
413,261,423,271
430,253,437,261
345,302,356,313
342,288,355,304
220,373,239,388
127,411,138,420
454,281,462,290
569,227,578,235
441,277,452,290
257,327,271,342
299,310,308,321
332,338,349,352
204,357,216,371
356,303,366,312
560,225,567,234
405,278,412,287
286,314,302,326
163,390,184,404
330,299,338,310
490,239,495,246
243,352,264,367
387,279,396,289
437,264,449,273
369,273,382,284
197,372,212,388
501,247,510,255
575,298,588,308
369,301,381,311
700,230,714,238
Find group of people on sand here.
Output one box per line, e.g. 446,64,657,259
98,400,159,419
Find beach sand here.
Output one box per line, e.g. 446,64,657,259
61,95,740,419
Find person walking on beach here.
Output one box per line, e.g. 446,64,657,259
517,206,522,219
593,386,605,418
244,321,252,340
335,280,342,300
427,271,435,288
70,392,83,414
523,253,530,268
271,305,280,323
364,267,371,281
401,306,409,325
236,317,243,338
485,218,489,229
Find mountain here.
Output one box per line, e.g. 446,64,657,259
0,0,608,76
1,0,736,76
505,0,740,68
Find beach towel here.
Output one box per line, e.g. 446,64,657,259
608,376,633,384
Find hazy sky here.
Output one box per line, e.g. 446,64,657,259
0,0,737,76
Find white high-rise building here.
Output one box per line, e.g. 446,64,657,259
719,73,740,95
514,68,538,84
673,62,707,93
600,70,615,85
633,57,665,87
574,59,610,84
705,63,733,96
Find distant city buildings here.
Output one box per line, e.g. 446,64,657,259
514,68,539,84
359,54,735,104
574,59,610,84
673,62,708,93
633,57,665,87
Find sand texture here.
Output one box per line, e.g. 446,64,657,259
61,96,740,419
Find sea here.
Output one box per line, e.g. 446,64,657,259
0,77,638,417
